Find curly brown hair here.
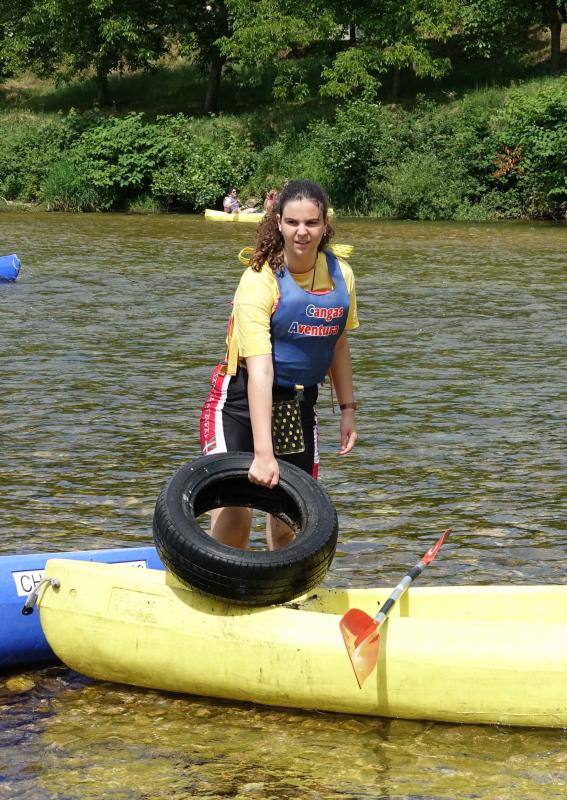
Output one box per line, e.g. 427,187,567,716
249,180,334,272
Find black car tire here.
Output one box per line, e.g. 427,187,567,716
153,452,338,606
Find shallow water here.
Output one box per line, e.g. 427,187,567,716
1,212,565,798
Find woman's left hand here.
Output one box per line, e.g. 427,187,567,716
339,410,357,455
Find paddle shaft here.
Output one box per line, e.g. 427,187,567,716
373,528,452,626
374,565,428,625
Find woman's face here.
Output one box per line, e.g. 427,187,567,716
278,198,326,266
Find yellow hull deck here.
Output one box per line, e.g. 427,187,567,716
204,209,264,223
38,560,567,728
204,208,335,223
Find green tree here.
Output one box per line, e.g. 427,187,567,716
0,0,170,105
169,0,233,113
220,0,336,101
542,1,566,71
323,0,460,99
222,0,460,101
457,0,535,60
458,1,566,70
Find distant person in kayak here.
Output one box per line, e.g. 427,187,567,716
223,188,241,213
264,188,279,214
223,187,260,214
201,179,359,550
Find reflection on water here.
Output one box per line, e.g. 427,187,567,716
0,212,565,798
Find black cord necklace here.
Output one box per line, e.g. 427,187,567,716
282,253,318,289
310,255,317,291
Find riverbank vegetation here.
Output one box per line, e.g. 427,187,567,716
0,1,565,219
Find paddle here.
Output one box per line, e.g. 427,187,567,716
339,528,452,688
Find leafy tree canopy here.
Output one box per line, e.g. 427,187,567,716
221,0,461,100
0,0,564,109
0,0,171,103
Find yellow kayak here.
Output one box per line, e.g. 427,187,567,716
204,208,335,223
37,559,567,728
204,209,264,223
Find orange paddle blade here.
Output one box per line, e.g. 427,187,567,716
340,529,453,688
339,609,381,688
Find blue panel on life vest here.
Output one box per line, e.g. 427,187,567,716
271,251,349,388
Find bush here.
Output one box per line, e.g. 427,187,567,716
369,93,497,219
373,151,481,220
242,129,325,200
306,101,409,212
1,75,565,221
489,77,567,219
42,154,103,211
151,115,256,210
240,79,566,220
127,194,163,214
0,113,65,202
42,113,168,211
41,113,167,210
69,113,168,210
243,101,411,213
241,135,295,198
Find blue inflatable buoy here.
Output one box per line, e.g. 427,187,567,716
0,253,20,281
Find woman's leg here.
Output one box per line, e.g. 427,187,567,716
266,515,295,550
210,507,253,549
201,371,319,552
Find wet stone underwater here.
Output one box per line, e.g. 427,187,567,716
1,212,566,799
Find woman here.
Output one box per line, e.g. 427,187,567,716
263,188,279,214
223,188,241,213
200,180,358,550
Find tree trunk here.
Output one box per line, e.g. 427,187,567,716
545,0,563,71
96,64,110,107
204,53,225,114
392,69,401,100
349,23,356,45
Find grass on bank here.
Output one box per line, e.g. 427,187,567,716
0,60,283,118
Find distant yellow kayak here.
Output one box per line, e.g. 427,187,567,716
204,209,264,223
204,208,335,223
38,559,567,728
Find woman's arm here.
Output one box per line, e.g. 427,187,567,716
245,354,279,487
329,333,358,455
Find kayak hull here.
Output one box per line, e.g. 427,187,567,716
204,209,263,223
0,547,163,669
38,560,567,728
204,209,335,224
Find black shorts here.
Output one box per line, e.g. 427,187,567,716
200,365,320,477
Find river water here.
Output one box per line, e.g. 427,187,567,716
0,212,565,799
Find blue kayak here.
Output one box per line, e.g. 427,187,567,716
0,546,164,669
0,254,20,282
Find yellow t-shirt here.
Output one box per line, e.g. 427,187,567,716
226,251,359,373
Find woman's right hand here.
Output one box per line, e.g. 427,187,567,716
248,453,280,488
